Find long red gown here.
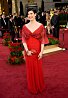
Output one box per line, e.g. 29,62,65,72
22,24,49,94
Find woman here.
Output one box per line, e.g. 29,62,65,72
46,12,52,35
22,8,49,94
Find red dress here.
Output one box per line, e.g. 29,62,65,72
22,24,49,94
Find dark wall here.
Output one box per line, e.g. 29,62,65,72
8,0,12,15
55,3,68,8
53,0,61,2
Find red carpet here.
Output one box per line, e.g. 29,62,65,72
0,38,68,98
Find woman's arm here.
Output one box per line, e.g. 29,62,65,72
23,42,33,56
40,44,44,53
23,42,28,52
38,44,44,60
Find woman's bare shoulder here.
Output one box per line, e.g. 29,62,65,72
37,22,43,26
24,23,30,27
37,22,42,25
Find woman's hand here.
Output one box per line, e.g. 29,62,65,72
38,52,43,60
26,50,33,56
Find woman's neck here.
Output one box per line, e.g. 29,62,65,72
30,19,37,24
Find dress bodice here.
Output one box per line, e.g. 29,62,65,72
22,24,49,44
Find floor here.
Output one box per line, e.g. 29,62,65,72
43,44,65,54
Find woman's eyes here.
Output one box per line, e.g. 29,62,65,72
28,13,34,15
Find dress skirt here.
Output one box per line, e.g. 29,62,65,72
25,36,45,94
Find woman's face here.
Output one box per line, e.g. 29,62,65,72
28,10,36,21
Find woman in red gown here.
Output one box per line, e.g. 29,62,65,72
22,8,49,94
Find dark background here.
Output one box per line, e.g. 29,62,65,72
53,0,61,2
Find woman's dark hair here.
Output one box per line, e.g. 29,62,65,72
27,8,37,14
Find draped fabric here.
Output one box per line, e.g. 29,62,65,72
22,25,49,44
22,24,49,94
